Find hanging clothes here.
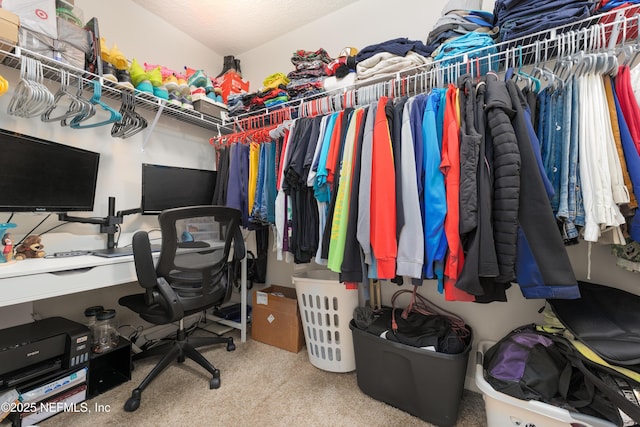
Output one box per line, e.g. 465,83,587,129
604,77,638,210
340,106,369,283
357,103,378,275
226,142,250,227
483,73,520,285
421,91,447,289
441,84,475,301
213,144,230,206
506,79,580,299
369,97,397,279
396,97,425,280
328,108,365,271
612,75,640,243
578,73,626,245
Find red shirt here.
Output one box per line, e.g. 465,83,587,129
440,85,474,302
370,97,397,279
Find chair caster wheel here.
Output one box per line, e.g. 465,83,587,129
124,389,142,412
178,355,185,363
210,370,221,389
227,340,236,352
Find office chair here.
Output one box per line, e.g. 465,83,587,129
119,205,245,412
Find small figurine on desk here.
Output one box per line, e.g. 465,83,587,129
14,234,46,260
2,233,14,262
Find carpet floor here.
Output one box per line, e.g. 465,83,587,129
39,327,487,427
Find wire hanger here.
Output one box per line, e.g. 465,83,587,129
41,69,84,122
8,57,56,118
70,80,123,129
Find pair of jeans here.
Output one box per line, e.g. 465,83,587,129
555,78,582,241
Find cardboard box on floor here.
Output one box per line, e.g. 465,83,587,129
251,285,305,353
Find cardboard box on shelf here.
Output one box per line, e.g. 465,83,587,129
251,285,305,353
0,9,19,62
220,71,249,103
3,0,58,39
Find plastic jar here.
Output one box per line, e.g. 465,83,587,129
84,305,104,331
92,309,119,353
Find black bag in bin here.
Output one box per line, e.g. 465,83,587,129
354,286,471,354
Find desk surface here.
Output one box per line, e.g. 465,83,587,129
0,233,248,342
0,254,135,280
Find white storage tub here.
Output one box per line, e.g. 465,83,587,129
475,341,616,427
293,269,359,373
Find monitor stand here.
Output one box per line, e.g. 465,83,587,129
91,244,161,258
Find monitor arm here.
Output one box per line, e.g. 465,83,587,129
58,196,141,249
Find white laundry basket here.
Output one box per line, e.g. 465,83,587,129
292,269,359,373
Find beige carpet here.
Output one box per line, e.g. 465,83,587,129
39,328,487,427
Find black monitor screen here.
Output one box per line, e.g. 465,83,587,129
0,129,100,212
141,163,216,214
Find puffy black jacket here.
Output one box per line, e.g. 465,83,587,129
484,73,521,284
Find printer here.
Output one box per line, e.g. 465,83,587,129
0,317,91,426
0,317,91,390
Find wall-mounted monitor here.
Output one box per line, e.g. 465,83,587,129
0,129,100,212
141,163,217,215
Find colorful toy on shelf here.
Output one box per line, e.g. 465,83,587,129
14,234,45,260
0,222,16,264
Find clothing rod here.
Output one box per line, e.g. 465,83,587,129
224,4,640,128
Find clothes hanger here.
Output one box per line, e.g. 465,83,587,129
41,69,84,123
61,76,96,127
624,14,640,66
8,57,56,118
513,46,541,93
70,80,123,129
112,91,148,138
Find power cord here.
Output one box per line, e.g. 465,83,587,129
14,214,51,247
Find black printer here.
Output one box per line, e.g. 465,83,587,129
0,317,90,390
0,317,91,426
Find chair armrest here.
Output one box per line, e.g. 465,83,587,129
154,277,185,322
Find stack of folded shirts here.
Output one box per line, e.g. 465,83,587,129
432,31,499,75
354,38,434,82
284,48,334,100
287,78,325,100
226,93,250,117
427,0,498,52
494,0,596,44
287,48,333,81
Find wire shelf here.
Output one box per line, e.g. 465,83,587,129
0,46,235,134
225,4,640,131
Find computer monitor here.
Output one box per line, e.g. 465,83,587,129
141,163,217,215
0,129,100,212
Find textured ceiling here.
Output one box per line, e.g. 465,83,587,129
131,0,359,56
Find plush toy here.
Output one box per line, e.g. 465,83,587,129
14,235,45,260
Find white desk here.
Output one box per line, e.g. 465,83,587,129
0,243,248,342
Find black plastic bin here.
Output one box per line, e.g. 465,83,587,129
350,320,471,427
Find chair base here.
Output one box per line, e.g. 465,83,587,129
124,327,235,412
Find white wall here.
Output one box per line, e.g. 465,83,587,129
75,0,224,78
239,0,496,89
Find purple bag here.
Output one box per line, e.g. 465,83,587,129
483,325,571,402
